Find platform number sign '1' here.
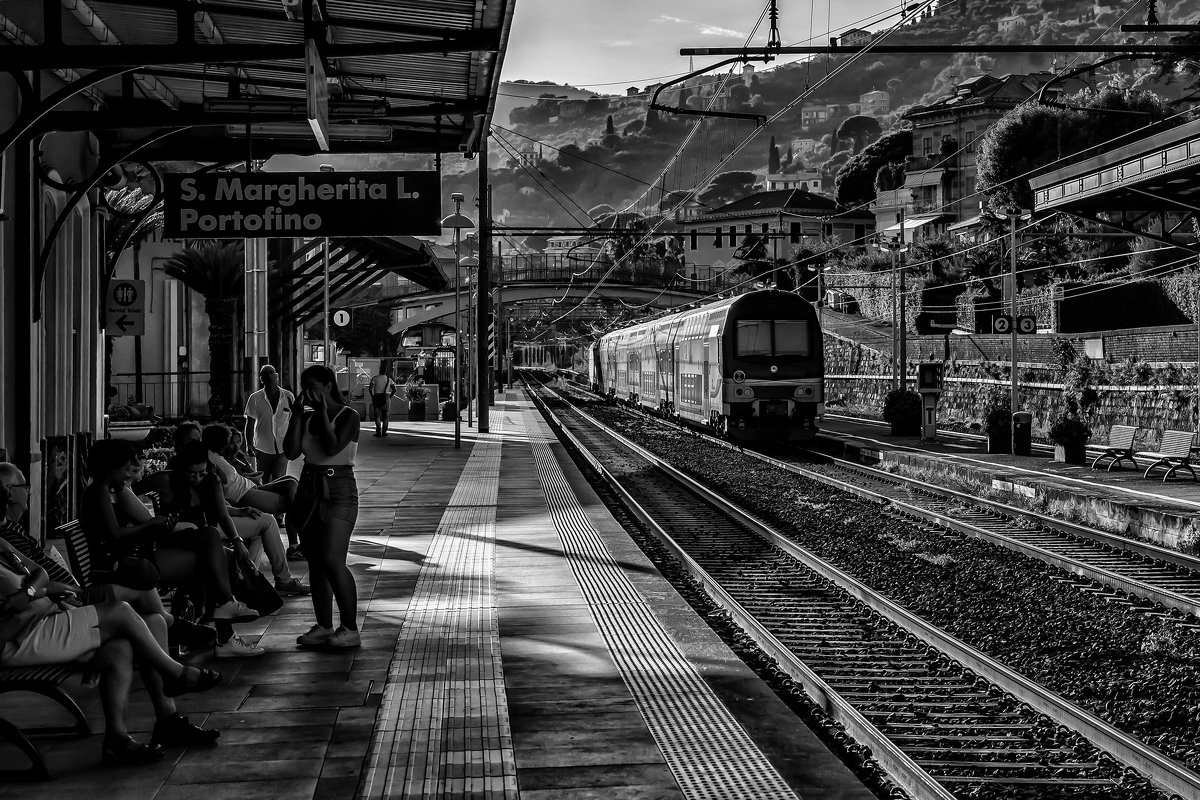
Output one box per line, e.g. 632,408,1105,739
332,309,351,328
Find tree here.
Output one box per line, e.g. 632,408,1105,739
161,241,244,416
697,171,758,208
732,233,795,290
874,162,906,192
976,86,1174,213
834,129,913,207
604,114,615,135
768,136,781,173
836,115,883,153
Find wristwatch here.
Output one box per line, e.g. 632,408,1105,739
23,584,35,598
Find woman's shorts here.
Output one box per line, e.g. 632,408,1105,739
0,605,101,667
321,475,359,524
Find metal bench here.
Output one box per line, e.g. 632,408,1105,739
59,520,95,589
1143,429,1198,483
1091,424,1140,472
0,524,91,780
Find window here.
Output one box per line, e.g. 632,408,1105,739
729,227,737,247
735,320,810,357
966,177,976,196
923,136,933,156
854,224,866,241
690,229,698,250
715,227,723,248
745,224,752,236
965,129,975,153
761,223,769,234
790,222,801,244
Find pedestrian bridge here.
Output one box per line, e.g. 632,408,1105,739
385,255,734,334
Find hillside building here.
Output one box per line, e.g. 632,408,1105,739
681,189,875,274
839,28,873,47
876,72,1093,238
997,13,1029,39
858,90,890,116
765,172,824,194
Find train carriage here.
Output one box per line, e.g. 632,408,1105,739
595,290,823,442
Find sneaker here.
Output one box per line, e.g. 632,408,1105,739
286,545,305,561
274,577,311,596
215,634,266,658
296,624,335,647
212,599,259,622
325,626,361,649
152,713,220,747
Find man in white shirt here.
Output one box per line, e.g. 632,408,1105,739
245,365,294,481
368,365,397,438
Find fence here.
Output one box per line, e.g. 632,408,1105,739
109,370,249,419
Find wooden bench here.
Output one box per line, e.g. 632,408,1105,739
1143,429,1198,483
1091,424,1140,472
0,525,91,780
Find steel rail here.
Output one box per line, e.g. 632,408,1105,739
526,384,954,800
532,380,1200,800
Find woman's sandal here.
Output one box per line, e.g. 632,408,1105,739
101,735,164,766
162,665,223,698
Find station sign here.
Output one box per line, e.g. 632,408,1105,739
991,314,1037,335
163,171,440,238
106,279,146,336
332,309,351,327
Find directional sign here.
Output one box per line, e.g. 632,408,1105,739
106,279,146,336
1016,315,1037,335
991,314,1012,335
332,309,351,327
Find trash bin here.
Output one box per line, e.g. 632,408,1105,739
1012,411,1032,456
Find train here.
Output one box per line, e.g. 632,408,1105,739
587,290,824,442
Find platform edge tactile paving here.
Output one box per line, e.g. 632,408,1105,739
522,406,800,800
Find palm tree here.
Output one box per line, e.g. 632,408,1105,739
161,241,244,416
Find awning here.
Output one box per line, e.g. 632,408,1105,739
882,214,946,235
903,170,946,188
948,215,983,232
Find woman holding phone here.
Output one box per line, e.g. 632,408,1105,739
284,365,361,649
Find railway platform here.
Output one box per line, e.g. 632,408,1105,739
817,415,1200,551
0,393,872,800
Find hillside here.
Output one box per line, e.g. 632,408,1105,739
450,0,1200,227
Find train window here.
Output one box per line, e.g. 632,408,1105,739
736,321,772,356
736,320,810,357
774,320,810,355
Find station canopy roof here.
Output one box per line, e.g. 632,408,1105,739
0,0,516,161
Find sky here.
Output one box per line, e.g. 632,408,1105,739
501,0,900,92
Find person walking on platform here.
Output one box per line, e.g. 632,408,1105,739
368,365,397,438
245,364,303,559
285,365,362,649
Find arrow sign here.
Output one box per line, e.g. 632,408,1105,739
106,279,146,336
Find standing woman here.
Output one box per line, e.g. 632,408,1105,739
285,365,361,648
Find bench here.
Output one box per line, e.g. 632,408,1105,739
1091,424,1140,472
0,525,91,780
1143,429,1198,483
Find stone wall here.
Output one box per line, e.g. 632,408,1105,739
824,332,1200,447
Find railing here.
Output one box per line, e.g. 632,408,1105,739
109,370,249,420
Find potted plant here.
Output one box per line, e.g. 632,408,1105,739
405,380,430,421
983,391,1011,454
882,389,921,436
1048,413,1091,465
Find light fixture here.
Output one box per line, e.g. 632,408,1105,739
224,123,393,141
204,98,386,116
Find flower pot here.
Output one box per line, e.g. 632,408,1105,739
987,435,1011,454
407,402,426,421
1054,443,1086,465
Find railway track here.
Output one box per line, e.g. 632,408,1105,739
526,379,1200,800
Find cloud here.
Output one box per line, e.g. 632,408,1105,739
657,14,746,38
603,39,633,47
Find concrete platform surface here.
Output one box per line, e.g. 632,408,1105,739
0,394,871,800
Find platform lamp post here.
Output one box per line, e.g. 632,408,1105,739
441,193,474,449
461,254,480,428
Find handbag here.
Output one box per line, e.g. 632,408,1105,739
228,559,283,617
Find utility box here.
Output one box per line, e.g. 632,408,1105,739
916,362,943,394
1012,411,1032,456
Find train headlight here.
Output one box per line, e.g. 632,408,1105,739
731,386,755,400
793,385,815,400
770,365,778,374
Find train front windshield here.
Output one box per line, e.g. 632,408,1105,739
735,319,810,357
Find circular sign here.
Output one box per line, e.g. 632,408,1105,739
332,309,351,327
1016,315,1036,335
112,282,138,306
732,370,746,383
992,315,1012,335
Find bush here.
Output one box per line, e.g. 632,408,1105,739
983,389,1011,440
404,379,430,403
1048,414,1091,447
882,389,921,429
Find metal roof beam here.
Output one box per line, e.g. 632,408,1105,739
60,0,182,108
40,104,474,132
0,30,500,70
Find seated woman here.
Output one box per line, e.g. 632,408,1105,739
225,429,259,477
0,534,222,765
203,423,299,548
78,441,258,635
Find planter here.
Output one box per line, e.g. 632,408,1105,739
889,423,919,437
1054,443,1087,465
407,403,427,421
108,421,154,442
987,435,1011,454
